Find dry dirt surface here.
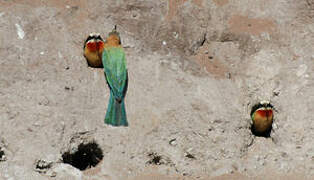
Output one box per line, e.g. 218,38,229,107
0,0,314,179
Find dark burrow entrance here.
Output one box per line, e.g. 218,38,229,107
147,152,163,165
0,148,4,161
250,101,274,138
62,142,103,170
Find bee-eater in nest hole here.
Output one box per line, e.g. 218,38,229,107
102,26,128,126
250,100,274,137
83,33,105,68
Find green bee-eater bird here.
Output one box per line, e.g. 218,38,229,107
102,27,128,126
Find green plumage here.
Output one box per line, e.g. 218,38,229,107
102,46,128,126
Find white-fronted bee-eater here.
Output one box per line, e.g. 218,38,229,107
102,26,128,126
83,33,105,68
250,100,274,136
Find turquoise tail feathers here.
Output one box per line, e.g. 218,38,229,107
105,91,128,126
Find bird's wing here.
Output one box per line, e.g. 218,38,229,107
102,47,127,100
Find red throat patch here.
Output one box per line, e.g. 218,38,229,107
87,41,104,52
86,42,97,52
97,41,104,51
256,109,273,118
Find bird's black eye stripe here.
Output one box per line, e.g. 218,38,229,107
262,102,273,109
85,36,94,44
250,103,263,116
84,36,94,48
95,35,103,41
266,103,273,108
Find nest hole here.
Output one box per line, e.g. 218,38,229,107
147,152,163,165
62,142,103,170
0,149,5,161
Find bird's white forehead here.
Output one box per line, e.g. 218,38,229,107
260,100,270,105
89,32,100,37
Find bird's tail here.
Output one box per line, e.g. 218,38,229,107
105,91,128,126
